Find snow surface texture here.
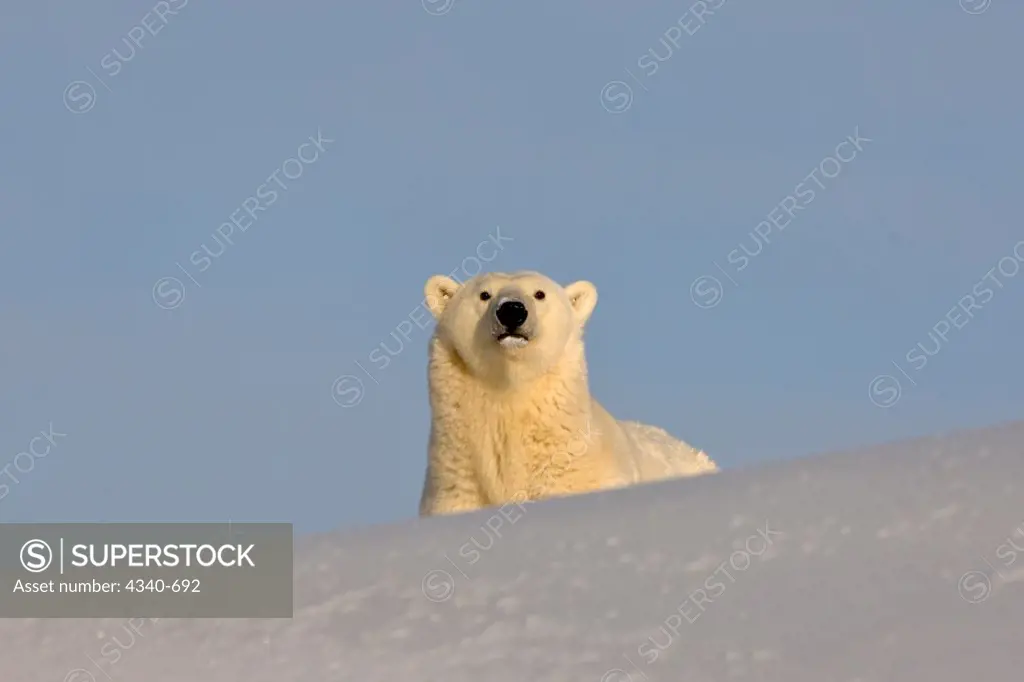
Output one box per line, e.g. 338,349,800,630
3,420,1023,681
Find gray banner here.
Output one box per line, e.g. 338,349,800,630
0,523,292,618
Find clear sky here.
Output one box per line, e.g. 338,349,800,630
2,1,1022,533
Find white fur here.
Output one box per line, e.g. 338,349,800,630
419,270,717,516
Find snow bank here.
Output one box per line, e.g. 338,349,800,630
3,420,1022,681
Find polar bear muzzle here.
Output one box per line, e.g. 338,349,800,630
492,295,534,348
496,298,528,330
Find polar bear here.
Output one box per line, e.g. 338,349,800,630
418,270,718,517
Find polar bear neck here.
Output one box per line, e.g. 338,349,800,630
427,336,599,504
428,336,593,418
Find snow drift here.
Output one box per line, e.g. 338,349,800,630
3,420,1023,681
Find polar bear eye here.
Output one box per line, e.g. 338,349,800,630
534,290,546,300
479,291,491,301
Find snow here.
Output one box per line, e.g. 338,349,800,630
3,420,1023,681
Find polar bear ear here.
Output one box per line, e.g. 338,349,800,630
424,275,462,319
565,280,598,324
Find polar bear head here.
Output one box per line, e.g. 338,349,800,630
424,270,598,384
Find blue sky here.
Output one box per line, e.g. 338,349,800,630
1,1,1022,533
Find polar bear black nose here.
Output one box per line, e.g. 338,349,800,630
495,299,528,330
